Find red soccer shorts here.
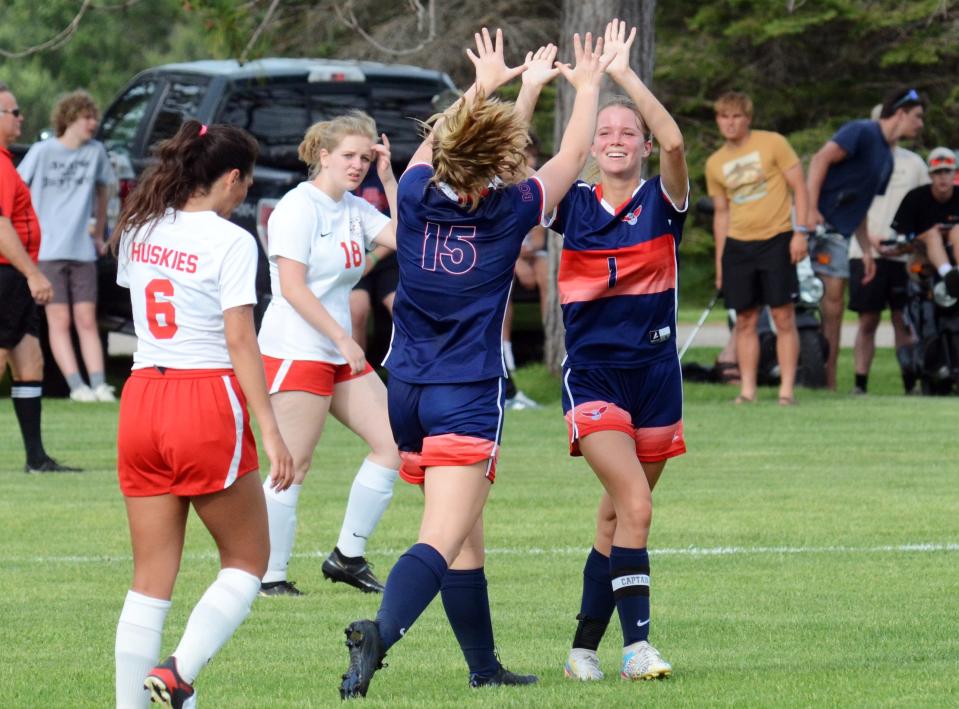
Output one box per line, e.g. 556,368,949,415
262,355,374,396
117,368,259,497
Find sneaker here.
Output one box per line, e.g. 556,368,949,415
945,268,959,299
340,620,385,699
564,648,603,681
621,640,672,680
469,663,538,688
69,384,97,402
144,656,196,708
322,547,384,593
24,457,82,474
93,383,117,402
259,579,303,597
851,386,867,396
505,390,541,410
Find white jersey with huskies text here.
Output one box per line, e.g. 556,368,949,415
257,181,389,362
117,209,258,370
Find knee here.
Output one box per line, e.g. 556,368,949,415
614,499,652,538
74,310,98,332
771,306,796,330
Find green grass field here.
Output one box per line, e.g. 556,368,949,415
1,349,957,707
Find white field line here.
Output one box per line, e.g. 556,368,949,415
5,542,959,566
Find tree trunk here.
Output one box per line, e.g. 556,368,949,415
544,0,656,375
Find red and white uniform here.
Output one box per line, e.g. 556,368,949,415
115,209,259,496
257,182,388,394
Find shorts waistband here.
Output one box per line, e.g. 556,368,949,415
130,366,235,380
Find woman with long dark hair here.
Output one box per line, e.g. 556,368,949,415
111,120,293,709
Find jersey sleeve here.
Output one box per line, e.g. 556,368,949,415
354,193,391,250
773,133,800,172
830,121,864,158
506,176,547,235
95,142,116,185
397,164,431,207
267,192,313,265
549,183,585,236
116,235,131,288
15,143,39,186
659,176,689,214
218,233,258,311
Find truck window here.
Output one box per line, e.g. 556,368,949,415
218,85,312,170
99,80,158,156
147,78,209,147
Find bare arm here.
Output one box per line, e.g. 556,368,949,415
94,184,109,255
534,32,609,215
603,20,687,205
806,141,847,226
223,305,293,491
0,216,52,304
853,216,876,284
372,133,397,250
782,162,809,262
712,193,730,290
276,257,366,373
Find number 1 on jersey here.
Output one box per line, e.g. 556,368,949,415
145,278,178,339
607,256,618,288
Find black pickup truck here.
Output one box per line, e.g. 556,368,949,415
96,57,457,333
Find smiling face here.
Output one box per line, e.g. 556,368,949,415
591,105,651,180
319,134,374,194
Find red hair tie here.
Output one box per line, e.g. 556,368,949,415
198,124,208,137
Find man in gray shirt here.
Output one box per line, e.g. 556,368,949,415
18,90,116,402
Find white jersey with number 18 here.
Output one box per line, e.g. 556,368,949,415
117,209,258,370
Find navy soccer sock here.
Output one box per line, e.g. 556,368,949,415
571,547,615,651
610,545,651,646
11,381,47,465
440,567,499,678
375,543,448,650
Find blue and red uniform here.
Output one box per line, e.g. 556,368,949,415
384,163,548,483
553,176,687,460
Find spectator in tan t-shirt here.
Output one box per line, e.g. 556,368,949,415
706,91,810,405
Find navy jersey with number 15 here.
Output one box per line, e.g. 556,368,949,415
384,163,547,384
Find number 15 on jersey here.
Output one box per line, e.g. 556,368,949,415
421,222,477,275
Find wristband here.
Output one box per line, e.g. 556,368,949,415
795,226,809,235
368,252,380,267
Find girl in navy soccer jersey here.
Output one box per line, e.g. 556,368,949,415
555,20,689,682
339,28,611,698
110,122,294,708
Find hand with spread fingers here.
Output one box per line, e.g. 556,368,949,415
466,27,529,95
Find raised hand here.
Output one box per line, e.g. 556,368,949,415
602,18,637,81
555,32,611,91
521,43,560,90
372,133,394,184
466,27,528,95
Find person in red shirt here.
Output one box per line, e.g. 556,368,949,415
0,81,78,473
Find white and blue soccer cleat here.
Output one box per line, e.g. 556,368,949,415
564,648,604,681
620,640,671,680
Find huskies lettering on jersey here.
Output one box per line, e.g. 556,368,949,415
129,242,199,274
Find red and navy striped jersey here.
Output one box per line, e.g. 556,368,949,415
553,176,686,368
383,164,547,383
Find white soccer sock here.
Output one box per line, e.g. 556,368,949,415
335,458,398,558
115,590,171,709
262,481,301,584
503,340,517,373
172,568,260,684
938,263,954,277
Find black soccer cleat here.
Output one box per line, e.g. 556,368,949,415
323,547,384,593
944,268,959,299
258,580,303,597
469,664,539,688
24,457,82,474
340,620,385,699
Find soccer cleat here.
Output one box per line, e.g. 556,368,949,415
144,656,196,708
621,640,672,680
945,268,959,299
340,620,385,699
93,383,117,402
323,548,384,593
69,384,98,402
469,664,539,688
258,580,303,597
24,457,82,474
564,648,604,681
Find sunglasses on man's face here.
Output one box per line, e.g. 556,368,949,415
892,89,920,110
0,108,21,117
